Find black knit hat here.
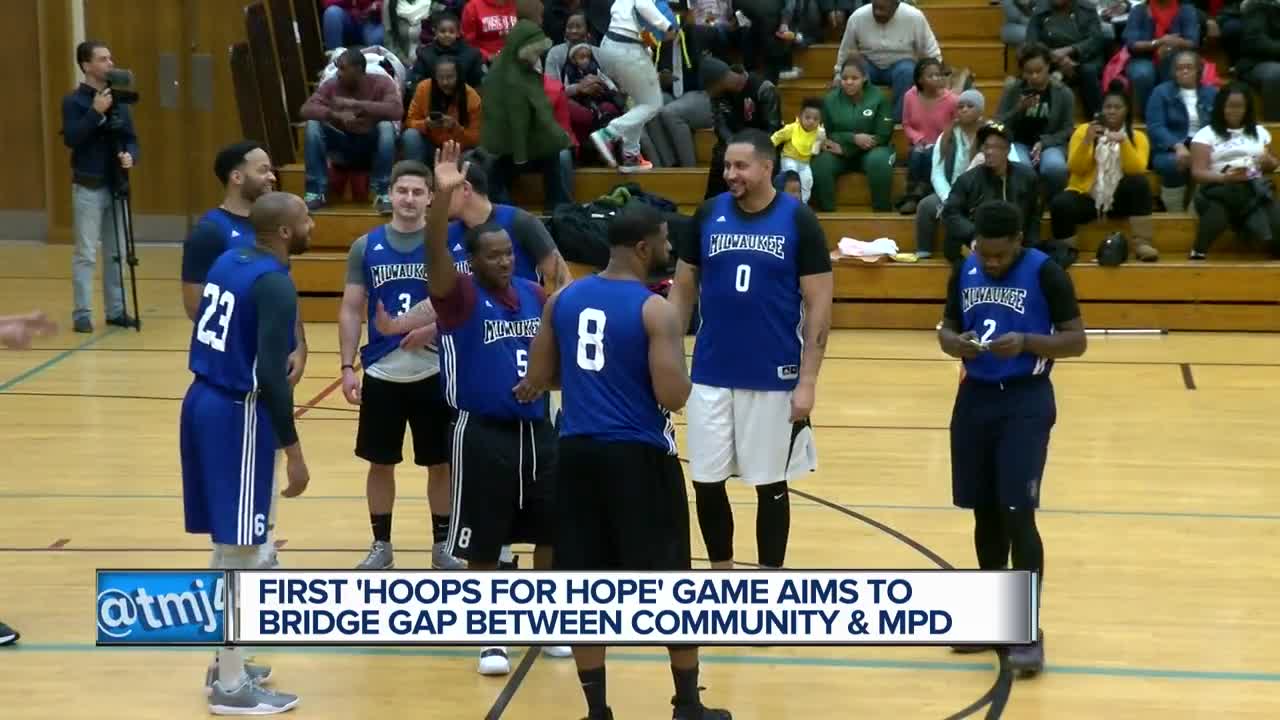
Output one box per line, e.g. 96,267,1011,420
699,57,732,92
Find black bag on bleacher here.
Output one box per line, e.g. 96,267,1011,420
549,202,617,270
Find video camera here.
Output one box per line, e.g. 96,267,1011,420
105,68,140,105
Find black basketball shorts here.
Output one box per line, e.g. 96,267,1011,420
949,375,1057,510
554,436,692,572
446,411,556,564
355,373,452,467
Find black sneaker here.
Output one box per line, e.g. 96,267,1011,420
581,708,614,720
673,697,732,719
950,645,995,654
497,556,519,571
1007,629,1045,678
0,620,19,646
1189,249,1207,260
73,316,93,334
105,314,136,328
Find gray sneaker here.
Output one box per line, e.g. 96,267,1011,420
356,540,394,570
208,678,298,715
1007,629,1045,677
205,663,273,696
431,541,466,570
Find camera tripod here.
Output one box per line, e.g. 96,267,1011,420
107,166,142,332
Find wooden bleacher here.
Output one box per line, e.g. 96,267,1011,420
239,1,1279,331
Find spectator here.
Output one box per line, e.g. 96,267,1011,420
300,48,403,213
1002,0,1036,48
771,98,826,203
1051,84,1157,265
996,43,1074,198
700,58,783,198
463,0,519,62
691,0,734,54
1146,49,1216,212
735,0,800,82
324,0,387,51
915,90,1015,259
781,169,805,200
1123,0,1200,116
811,59,895,212
408,12,485,103
403,57,483,163
1196,0,1244,69
899,58,957,214
545,11,593,81
833,0,942,122
1240,0,1280,121
943,121,1042,264
1026,0,1106,117
544,75,581,196
562,44,627,139
588,0,676,173
545,0,612,43
1189,83,1280,258
645,4,716,167
480,0,574,208
1098,0,1131,44
817,0,858,43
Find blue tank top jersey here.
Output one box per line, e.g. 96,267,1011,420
360,225,430,369
188,248,294,394
447,204,541,282
959,248,1056,382
440,278,546,421
691,192,806,391
553,275,677,454
197,208,255,252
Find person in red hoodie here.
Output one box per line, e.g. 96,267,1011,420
462,0,519,62
323,0,386,50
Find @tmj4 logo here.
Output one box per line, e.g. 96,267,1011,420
96,571,226,644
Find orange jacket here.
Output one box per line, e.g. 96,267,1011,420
405,80,482,149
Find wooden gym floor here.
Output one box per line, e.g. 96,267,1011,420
0,242,1277,719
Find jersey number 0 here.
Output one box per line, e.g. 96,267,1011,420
196,283,237,352
576,308,606,371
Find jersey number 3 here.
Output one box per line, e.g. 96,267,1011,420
196,283,237,352
576,308,606,371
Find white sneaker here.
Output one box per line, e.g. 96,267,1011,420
478,647,511,675
205,663,273,697
208,678,298,715
778,67,803,81
542,645,573,658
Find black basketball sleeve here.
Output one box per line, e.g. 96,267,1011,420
1039,260,1081,324
252,272,300,448
181,221,225,285
677,201,713,267
794,205,832,276
943,263,963,329
510,209,556,263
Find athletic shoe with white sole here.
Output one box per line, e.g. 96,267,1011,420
205,663,274,696
478,647,511,675
356,540,394,570
542,645,573,658
590,128,620,168
0,621,18,646
208,678,298,715
431,542,466,570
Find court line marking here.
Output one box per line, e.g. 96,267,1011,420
0,328,124,392
7,642,1277,684
2,492,1275,523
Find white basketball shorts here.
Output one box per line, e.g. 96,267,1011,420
686,383,818,486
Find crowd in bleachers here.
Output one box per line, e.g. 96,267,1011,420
302,0,1280,263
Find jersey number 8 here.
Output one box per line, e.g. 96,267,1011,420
576,308,606,371
196,283,237,352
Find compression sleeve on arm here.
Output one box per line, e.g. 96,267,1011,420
345,236,369,286
181,222,228,284
253,272,300,447
943,263,963,328
1039,260,1081,324
794,205,833,276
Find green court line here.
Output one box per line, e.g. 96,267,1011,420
7,642,1279,683
0,328,123,392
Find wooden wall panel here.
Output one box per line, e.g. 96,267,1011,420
0,1,46,210
187,0,252,211
40,0,77,243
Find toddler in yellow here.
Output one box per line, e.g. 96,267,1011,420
771,98,825,202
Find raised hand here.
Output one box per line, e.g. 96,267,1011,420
433,141,471,193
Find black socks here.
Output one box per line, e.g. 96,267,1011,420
578,666,607,715
371,513,392,543
431,514,450,544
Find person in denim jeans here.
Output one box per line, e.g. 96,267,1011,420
832,0,941,122
299,49,403,214
995,43,1074,198
61,40,138,333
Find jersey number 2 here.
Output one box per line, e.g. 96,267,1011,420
576,308,606,371
980,319,998,343
196,283,237,352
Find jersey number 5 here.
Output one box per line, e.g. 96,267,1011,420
196,283,237,352
576,308,606,371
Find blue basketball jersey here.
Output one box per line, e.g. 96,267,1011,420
440,278,545,421
361,225,430,368
959,248,1055,382
196,207,255,252
188,248,294,394
553,275,677,454
447,204,540,282
691,192,806,391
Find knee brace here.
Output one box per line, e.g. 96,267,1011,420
212,544,274,570
692,480,734,564
754,481,790,569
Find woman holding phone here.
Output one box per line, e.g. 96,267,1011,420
1188,83,1280,259
403,57,483,164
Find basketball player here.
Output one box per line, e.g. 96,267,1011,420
182,141,308,386
514,203,731,720
182,192,312,714
937,200,1087,677
667,128,833,571
0,308,58,647
418,141,559,676
338,160,463,571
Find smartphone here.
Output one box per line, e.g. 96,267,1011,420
428,111,444,123
1093,111,1104,124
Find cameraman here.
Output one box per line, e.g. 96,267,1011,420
62,40,138,333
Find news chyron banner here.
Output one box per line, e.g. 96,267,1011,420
97,569,1036,647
